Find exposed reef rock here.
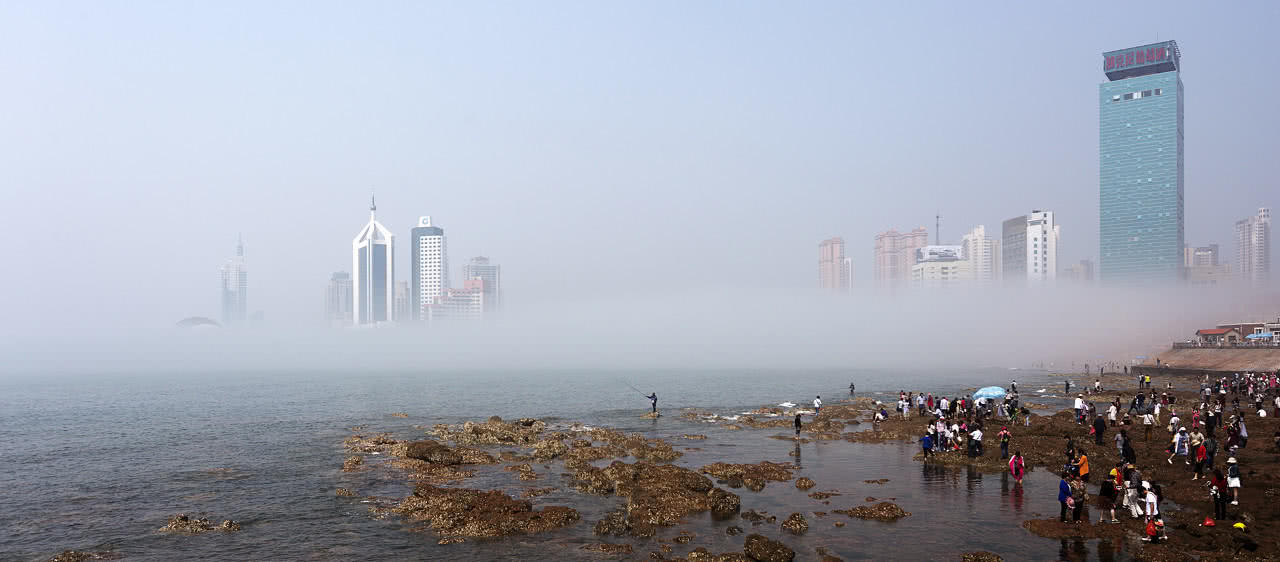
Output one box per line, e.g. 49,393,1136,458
832,502,910,521
393,483,579,539
158,513,241,534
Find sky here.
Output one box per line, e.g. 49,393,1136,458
0,1,1277,344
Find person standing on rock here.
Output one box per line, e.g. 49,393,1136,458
646,393,658,414
1058,472,1073,522
1093,414,1107,446
1126,466,1144,519
794,413,802,437
813,395,822,414
997,426,1011,459
1142,410,1154,441
1210,468,1229,520
849,382,855,396
1226,457,1241,505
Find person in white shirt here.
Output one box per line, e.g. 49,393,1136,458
1142,412,1155,441
813,396,822,413
1074,395,1085,424
1108,403,1118,427
969,428,984,457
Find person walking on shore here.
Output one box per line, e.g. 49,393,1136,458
1192,440,1207,480
1143,411,1154,441
1058,472,1073,522
1211,468,1229,520
1126,466,1144,518
794,413,802,437
1093,415,1107,446
813,395,822,414
1227,457,1242,505
1075,449,1090,483
920,431,933,458
1167,427,1189,465
998,426,1012,459
1009,451,1025,485
1099,463,1119,523
1070,473,1087,522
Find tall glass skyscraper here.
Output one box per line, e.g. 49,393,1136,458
1099,41,1184,283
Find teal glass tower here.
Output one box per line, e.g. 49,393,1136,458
1099,41,1183,283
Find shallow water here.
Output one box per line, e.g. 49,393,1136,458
0,367,1137,560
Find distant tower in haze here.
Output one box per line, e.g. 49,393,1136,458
463,256,502,311
1001,215,1028,284
326,271,353,325
352,196,395,325
818,237,850,291
411,216,448,320
1236,207,1271,284
394,280,410,321
220,236,248,325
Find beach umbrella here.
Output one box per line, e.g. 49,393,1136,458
973,386,1006,400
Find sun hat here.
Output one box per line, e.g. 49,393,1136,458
1227,457,1238,464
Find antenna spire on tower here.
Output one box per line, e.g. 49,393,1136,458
935,213,941,245
236,233,244,257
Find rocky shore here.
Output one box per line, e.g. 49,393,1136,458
323,372,1279,561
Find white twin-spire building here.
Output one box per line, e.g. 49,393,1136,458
352,197,395,325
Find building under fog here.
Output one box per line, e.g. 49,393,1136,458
220,237,248,325
1236,208,1271,285
326,271,353,324
818,237,851,291
410,216,448,320
352,197,395,325
874,227,928,287
462,256,502,311
960,225,999,286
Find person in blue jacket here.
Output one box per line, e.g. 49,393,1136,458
1059,472,1073,522
920,433,933,458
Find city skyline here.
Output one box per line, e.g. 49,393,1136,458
3,4,1278,332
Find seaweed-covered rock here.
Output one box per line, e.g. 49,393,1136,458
387,458,475,484
343,432,401,454
405,440,463,465
342,455,364,472
780,513,808,535
580,543,633,555
158,513,241,534
961,552,1004,562
579,461,718,536
532,438,569,460
335,488,356,497
430,418,547,447
833,502,910,521
700,462,794,490
794,477,816,491
743,533,795,562
709,487,741,517
393,483,579,539
47,551,122,562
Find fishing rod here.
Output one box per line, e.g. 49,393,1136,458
621,380,651,397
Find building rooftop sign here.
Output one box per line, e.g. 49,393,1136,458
1103,40,1179,81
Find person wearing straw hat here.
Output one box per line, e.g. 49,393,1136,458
1167,427,1189,465
1226,457,1242,505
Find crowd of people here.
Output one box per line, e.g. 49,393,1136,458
910,369,1278,543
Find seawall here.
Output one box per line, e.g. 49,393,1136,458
1133,347,1280,376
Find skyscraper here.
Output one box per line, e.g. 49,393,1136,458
960,225,999,285
326,271,353,325
410,216,448,320
873,227,928,287
463,256,502,311
1027,210,1059,282
1099,41,1184,283
1236,208,1272,284
352,197,394,325
818,237,850,291
1001,215,1027,284
219,236,248,325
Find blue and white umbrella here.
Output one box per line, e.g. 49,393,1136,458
973,386,1006,400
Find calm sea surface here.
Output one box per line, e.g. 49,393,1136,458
0,367,1132,561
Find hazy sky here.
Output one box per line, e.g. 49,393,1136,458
1,1,1277,333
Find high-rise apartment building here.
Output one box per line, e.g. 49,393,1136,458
873,227,928,287
1001,215,1028,284
326,271,353,325
1236,208,1271,284
1099,41,1184,283
410,216,448,320
352,198,395,325
1063,260,1095,283
462,256,502,311
1028,210,1059,282
818,237,851,291
431,279,485,321
219,237,248,325
960,225,999,285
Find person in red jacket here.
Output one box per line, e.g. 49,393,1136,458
1210,468,1229,520
1192,442,1207,480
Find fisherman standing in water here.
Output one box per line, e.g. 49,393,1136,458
646,393,658,413
849,382,855,396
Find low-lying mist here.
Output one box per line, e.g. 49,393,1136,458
2,286,1276,377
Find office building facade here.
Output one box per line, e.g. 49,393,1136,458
410,216,449,320
1099,41,1184,283
352,198,395,325
960,225,999,285
1001,215,1028,284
